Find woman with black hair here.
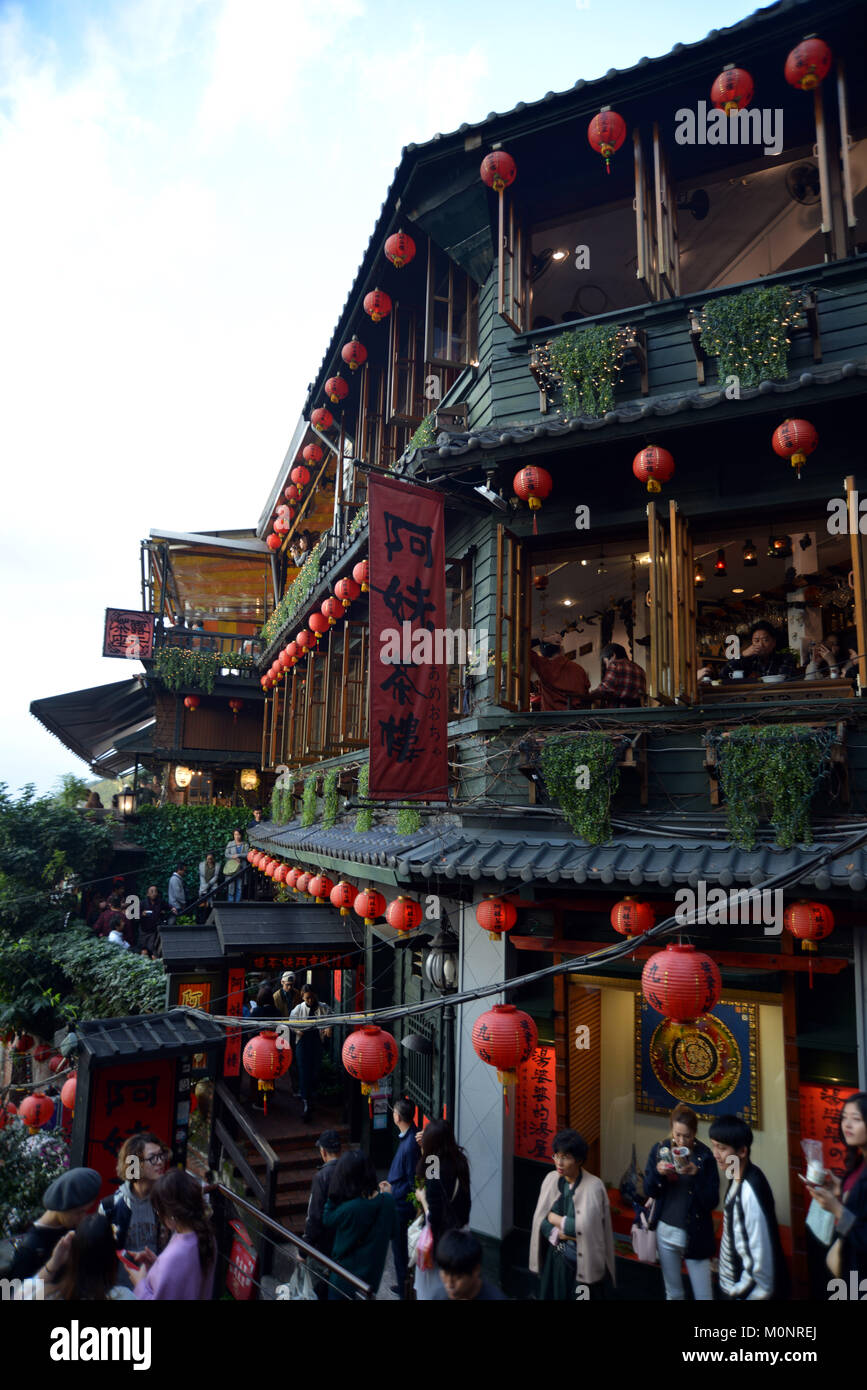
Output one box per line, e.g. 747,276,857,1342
130,1170,215,1300
529,1129,615,1300
322,1150,397,1300
807,1091,867,1282
14,1214,135,1301
413,1120,472,1300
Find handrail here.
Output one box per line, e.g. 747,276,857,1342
212,1182,375,1300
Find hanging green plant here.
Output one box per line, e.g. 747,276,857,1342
706,724,835,850
699,284,804,389
539,733,621,845
301,776,317,828
271,783,293,826
409,413,437,451
396,807,421,835
543,324,630,418
355,764,372,833
322,769,339,829
348,504,368,539
152,647,255,693
260,536,326,650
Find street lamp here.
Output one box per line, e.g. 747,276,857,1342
240,768,260,792
424,927,459,994
117,787,137,818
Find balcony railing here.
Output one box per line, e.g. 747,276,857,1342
154,627,264,659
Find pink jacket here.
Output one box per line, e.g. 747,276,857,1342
529,1167,616,1288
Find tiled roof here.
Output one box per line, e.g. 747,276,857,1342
77,1010,225,1059
406,359,867,469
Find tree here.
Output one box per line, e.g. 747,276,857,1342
52,773,92,809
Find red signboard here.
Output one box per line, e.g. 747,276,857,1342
368,472,448,801
103,608,155,659
249,953,351,971
226,1220,257,1300
178,981,212,1011
515,1045,557,1163
85,1059,176,1197
799,1082,857,1172
224,968,246,1077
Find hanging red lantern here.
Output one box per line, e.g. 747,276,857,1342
302,444,323,467
642,943,721,1022
335,576,361,608
610,897,655,938
384,230,416,269
710,65,754,114
772,418,818,479
480,150,517,193
342,336,368,371
19,1092,54,1133
385,896,423,934
60,1074,77,1114
246,850,255,863
296,629,314,652
286,867,303,891
264,859,278,878
513,466,553,535
353,560,370,592
308,873,334,904
33,1044,53,1064
290,467,310,492
274,516,289,536
273,863,288,884
330,880,358,916
321,596,344,626
286,641,299,663
48,1054,65,1075
325,376,349,404
784,38,832,91
308,612,330,639
14,1034,34,1054
363,288,392,323
276,503,291,516
587,109,627,174
471,1004,537,1087
311,406,334,431
784,900,834,988
342,1025,398,1095
475,896,517,940
296,871,312,896
354,888,386,926
285,484,301,503
0,1101,17,1129
266,533,282,551
184,696,200,712
633,445,675,494
243,1030,291,1116
229,698,244,720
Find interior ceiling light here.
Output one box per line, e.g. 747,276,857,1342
714,549,727,576
731,587,745,594
551,249,569,261
742,539,758,566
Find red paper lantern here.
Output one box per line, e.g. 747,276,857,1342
311,406,334,431
308,612,330,638
48,1054,65,1075
291,464,311,489
308,874,334,904
322,596,344,626
286,641,299,662
243,1030,291,1115
471,1004,537,1087
342,1025,398,1095
633,445,675,494
302,444,323,467
610,897,655,938
641,943,721,1023
60,1074,77,1114
330,880,357,916
711,65,754,114
246,850,255,863
19,1092,54,1133
276,502,291,516
296,629,314,651
342,336,368,371
475,897,517,940
335,576,361,608
480,150,517,193
273,863,288,884
513,466,552,533
354,888,386,925
385,896,423,934
785,38,832,91
353,560,370,592
285,484,301,503
325,376,349,404
771,418,818,479
264,858,279,878
14,1034,34,1054
266,533,282,551
0,1101,17,1129
587,109,627,173
229,698,243,720
384,230,416,269
184,695,200,712
33,1044,53,1064
784,900,834,949
274,516,289,536
285,867,301,890
296,872,312,896
363,288,392,323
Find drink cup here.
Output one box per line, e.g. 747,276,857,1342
731,670,745,680
672,1146,690,1173
806,1160,827,1185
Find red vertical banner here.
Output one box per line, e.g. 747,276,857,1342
799,1083,857,1171
224,968,246,1077
368,472,448,801
514,1045,556,1162
85,1060,176,1198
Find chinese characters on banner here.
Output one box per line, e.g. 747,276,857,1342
178,981,212,1012
368,473,448,801
799,1082,857,1171
103,608,155,659
226,1221,258,1300
224,968,246,1077
249,954,351,972
514,1045,556,1162
85,1060,176,1197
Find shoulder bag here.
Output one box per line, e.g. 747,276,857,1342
631,1199,658,1263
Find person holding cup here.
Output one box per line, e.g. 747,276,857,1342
698,622,796,684
806,1091,867,1282
644,1103,720,1301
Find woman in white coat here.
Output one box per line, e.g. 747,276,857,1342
529,1129,615,1300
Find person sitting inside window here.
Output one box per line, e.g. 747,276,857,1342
700,621,796,684
589,643,647,708
529,637,590,711
804,631,858,681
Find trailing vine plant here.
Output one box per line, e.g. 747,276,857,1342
322,770,339,829
707,724,835,850
699,284,804,389
301,776,317,828
260,536,326,650
543,324,630,418
409,413,437,451
396,807,421,835
270,783,293,826
355,764,372,833
153,647,255,693
539,733,622,845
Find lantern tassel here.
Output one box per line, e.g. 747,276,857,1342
533,513,538,537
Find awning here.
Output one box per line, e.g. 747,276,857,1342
148,530,272,624
30,678,154,776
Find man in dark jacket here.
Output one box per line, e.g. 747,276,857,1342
710,1114,790,1300
379,1097,417,1298
304,1131,342,1300
8,1167,102,1279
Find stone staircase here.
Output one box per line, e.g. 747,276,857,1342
246,1125,352,1235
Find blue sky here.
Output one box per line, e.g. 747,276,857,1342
0,0,759,794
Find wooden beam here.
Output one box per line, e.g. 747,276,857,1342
508,936,849,974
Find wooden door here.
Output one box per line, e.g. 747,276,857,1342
495,525,529,710
670,500,697,702
647,500,673,700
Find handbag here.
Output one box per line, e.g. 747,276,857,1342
276,1263,317,1300
415,1218,435,1272
631,1199,658,1264
407,1212,426,1267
